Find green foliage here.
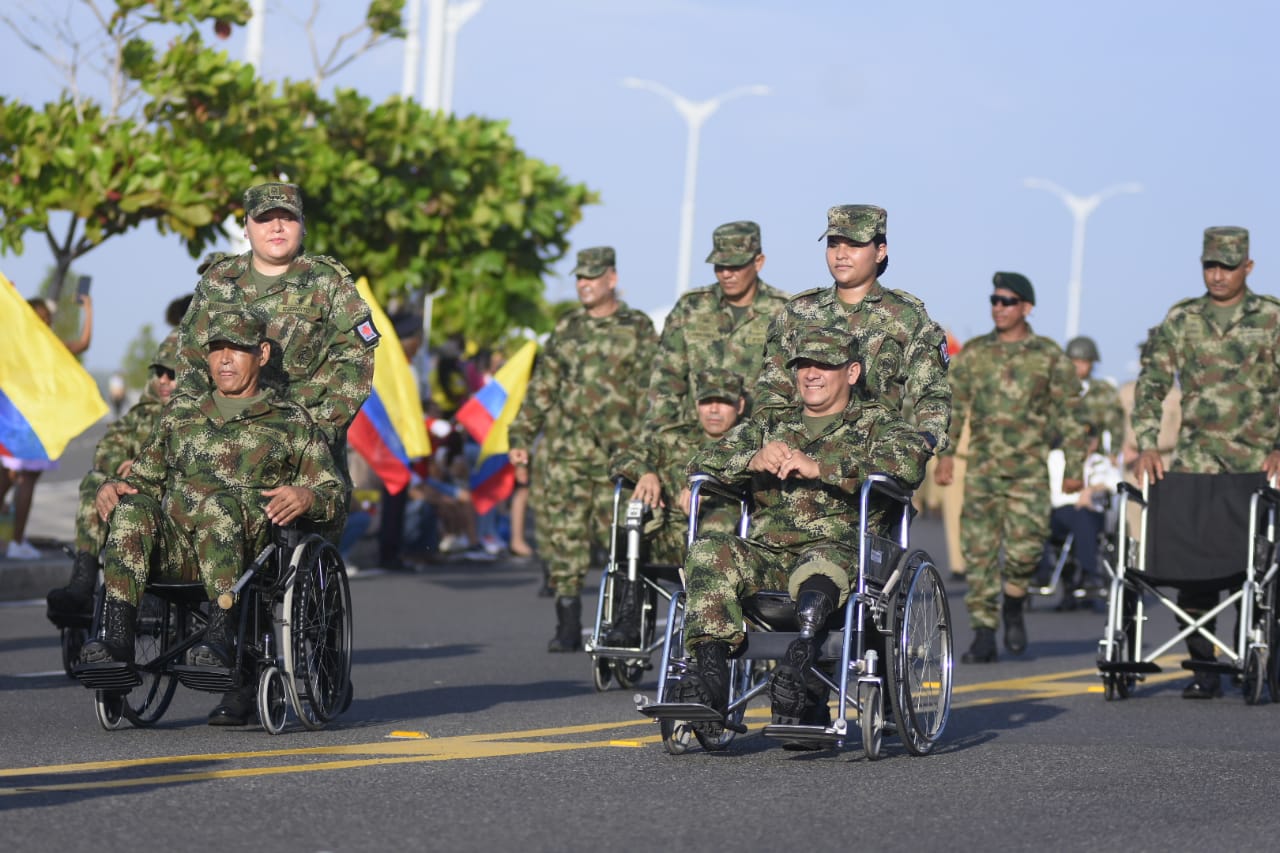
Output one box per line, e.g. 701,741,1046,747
0,0,595,347
120,323,161,390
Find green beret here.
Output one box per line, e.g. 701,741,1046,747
992,271,1035,305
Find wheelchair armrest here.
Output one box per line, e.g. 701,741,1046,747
863,473,912,507
1116,481,1145,506
1258,485,1280,508
688,472,749,505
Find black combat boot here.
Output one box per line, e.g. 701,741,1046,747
188,604,236,668
79,600,137,665
673,639,731,716
1003,593,1028,655
547,596,582,652
770,587,836,725
961,627,998,663
602,578,642,646
208,684,256,726
537,560,554,598
47,551,98,621
1182,632,1222,699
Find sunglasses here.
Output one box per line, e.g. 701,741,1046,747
989,295,1022,307
153,367,176,380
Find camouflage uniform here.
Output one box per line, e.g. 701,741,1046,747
611,369,745,565
755,206,951,451
1077,378,1125,452
508,251,658,597
942,318,1086,629
642,222,788,434
175,183,378,492
682,331,932,650
74,331,179,556
102,314,343,607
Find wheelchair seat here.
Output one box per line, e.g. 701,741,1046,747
742,590,847,633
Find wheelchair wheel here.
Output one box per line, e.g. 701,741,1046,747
1242,647,1266,706
887,552,953,756
661,719,693,755
61,627,87,679
282,537,352,729
612,659,646,690
258,666,289,735
592,657,613,692
1264,579,1280,703
859,681,883,761
122,592,180,727
94,690,127,730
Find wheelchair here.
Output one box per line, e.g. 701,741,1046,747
635,473,954,758
1098,472,1280,703
71,526,353,733
1029,504,1118,609
586,477,750,692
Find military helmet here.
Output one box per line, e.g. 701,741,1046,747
1065,336,1100,362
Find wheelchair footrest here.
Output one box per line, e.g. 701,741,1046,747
1180,660,1237,675
73,661,142,691
637,702,748,734
1097,661,1161,674
173,664,238,692
761,724,842,747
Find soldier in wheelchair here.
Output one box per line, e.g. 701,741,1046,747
80,310,344,725
672,327,932,734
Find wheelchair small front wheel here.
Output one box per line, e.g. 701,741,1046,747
94,690,127,731
592,657,613,692
612,659,646,690
258,666,289,734
1242,647,1265,706
661,718,692,755
859,681,884,761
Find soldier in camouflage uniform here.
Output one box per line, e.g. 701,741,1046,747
176,182,378,516
508,247,659,652
643,221,788,437
606,369,746,645
1066,336,1125,453
935,273,1087,663
675,328,931,730
45,331,181,624
1133,226,1280,698
755,205,951,454
81,311,343,725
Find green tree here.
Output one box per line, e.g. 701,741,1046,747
119,322,160,390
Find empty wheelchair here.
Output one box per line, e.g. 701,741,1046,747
586,477,750,692
636,473,953,758
72,526,352,733
1098,472,1280,703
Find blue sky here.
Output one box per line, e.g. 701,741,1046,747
2,0,1275,383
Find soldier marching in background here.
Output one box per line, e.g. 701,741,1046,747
1066,335,1125,453
508,247,659,653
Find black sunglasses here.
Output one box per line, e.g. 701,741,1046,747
153,367,176,380
989,294,1022,307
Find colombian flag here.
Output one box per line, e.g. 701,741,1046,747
0,274,107,460
455,340,536,514
346,278,430,495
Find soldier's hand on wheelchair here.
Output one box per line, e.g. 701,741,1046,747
1134,450,1165,483
632,472,665,509
262,485,315,526
95,481,137,521
1263,450,1280,482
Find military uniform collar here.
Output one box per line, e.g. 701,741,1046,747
824,279,884,307
1190,288,1261,315
199,386,278,424
716,278,772,313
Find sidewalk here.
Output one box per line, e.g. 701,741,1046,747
0,479,78,601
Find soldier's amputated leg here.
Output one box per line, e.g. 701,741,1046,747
770,576,839,725
79,599,137,666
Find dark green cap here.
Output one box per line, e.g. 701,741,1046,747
992,271,1035,305
149,330,182,371
786,326,858,368
244,182,303,220
1202,226,1249,266
705,221,761,266
571,246,616,279
203,310,267,349
819,205,887,242
694,368,744,403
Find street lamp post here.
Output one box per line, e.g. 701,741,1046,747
1023,178,1142,341
441,0,485,114
622,78,769,298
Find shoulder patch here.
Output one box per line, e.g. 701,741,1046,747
311,254,354,280
789,286,826,302
886,287,925,308
354,314,380,347
197,251,233,276
937,338,950,370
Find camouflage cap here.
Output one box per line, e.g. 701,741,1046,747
202,310,267,349
694,368,745,403
992,271,1035,305
1201,226,1249,267
819,205,887,242
571,246,616,279
786,326,858,368
149,329,182,371
1065,336,1100,362
243,182,304,220
705,221,762,266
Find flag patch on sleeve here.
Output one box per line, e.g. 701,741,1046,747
355,315,381,347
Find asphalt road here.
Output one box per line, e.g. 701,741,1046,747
3,519,1279,852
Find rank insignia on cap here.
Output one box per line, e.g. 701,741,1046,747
938,339,950,369
355,315,380,347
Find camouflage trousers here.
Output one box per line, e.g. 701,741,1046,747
960,472,1050,629
532,459,613,598
683,532,855,651
74,471,110,555
102,492,269,607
